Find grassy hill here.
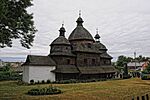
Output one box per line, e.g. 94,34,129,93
0,78,150,100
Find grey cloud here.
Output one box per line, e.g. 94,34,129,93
1,0,150,62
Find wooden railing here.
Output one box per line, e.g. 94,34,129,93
132,94,149,100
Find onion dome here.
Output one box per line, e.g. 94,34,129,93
94,29,101,42
51,25,70,46
94,36,107,52
68,14,94,42
94,33,100,43
59,25,66,36
94,33,100,39
94,30,107,51
50,25,75,57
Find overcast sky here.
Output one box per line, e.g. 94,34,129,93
0,0,150,61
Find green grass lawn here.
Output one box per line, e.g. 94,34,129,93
0,78,150,100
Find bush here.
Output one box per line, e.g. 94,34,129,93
17,80,28,85
47,80,51,84
41,80,45,84
141,76,148,80
27,86,62,95
52,78,109,84
123,74,131,79
30,79,34,85
0,71,22,81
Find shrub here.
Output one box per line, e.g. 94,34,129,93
37,80,40,84
27,86,62,95
41,80,45,84
0,71,22,81
70,79,78,83
123,74,131,79
141,76,147,80
17,80,28,85
47,80,51,84
30,79,34,85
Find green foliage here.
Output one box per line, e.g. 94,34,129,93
116,55,131,67
2,63,11,71
141,62,150,80
116,55,150,68
141,73,150,80
17,80,28,85
146,63,150,72
123,63,128,75
135,55,150,62
28,79,109,85
141,75,148,80
52,79,107,84
142,63,150,74
30,79,34,84
46,80,51,84
0,63,22,81
0,0,36,48
0,71,22,81
27,86,62,95
41,80,45,84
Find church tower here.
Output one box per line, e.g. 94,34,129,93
49,24,75,65
68,12,94,44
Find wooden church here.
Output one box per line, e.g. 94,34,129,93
22,14,116,83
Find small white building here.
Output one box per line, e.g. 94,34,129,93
22,55,56,83
127,62,145,70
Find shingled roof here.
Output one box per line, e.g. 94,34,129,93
102,66,117,73
68,16,94,42
69,26,94,41
93,42,107,51
51,25,70,46
52,65,79,73
51,36,70,46
78,67,105,74
22,55,56,66
50,52,76,57
78,66,116,74
100,52,113,59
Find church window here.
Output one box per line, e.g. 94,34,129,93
92,59,96,66
87,43,91,48
104,61,106,64
67,59,70,64
84,59,87,65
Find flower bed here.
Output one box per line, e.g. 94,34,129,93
27,86,62,95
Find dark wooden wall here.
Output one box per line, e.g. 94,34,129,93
76,52,101,67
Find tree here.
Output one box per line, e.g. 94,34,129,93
116,55,130,67
134,55,150,62
3,63,11,72
0,0,36,49
142,62,150,74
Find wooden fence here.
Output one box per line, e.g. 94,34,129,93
132,94,149,100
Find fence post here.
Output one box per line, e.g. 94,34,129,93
146,94,149,100
137,96,140,100
142,95,145,100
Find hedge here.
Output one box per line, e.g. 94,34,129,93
27,86,62,95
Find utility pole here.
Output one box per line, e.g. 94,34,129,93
134,52,136,71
